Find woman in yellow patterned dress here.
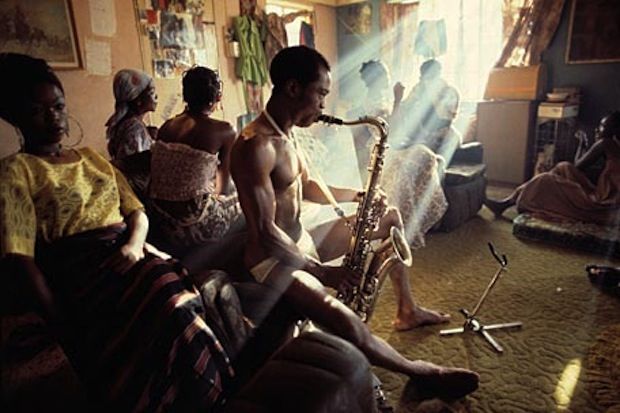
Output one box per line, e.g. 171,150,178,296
0,53,234,411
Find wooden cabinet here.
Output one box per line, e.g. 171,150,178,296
476,100,538,185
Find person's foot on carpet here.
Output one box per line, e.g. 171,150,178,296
586,264,620,289
483,198,511,217
393,306,450,331
408,360,479,400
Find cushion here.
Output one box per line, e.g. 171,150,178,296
444,163,487,186
449,141,483,164
438,173,486,232
513,213,620,257
223,330,377,413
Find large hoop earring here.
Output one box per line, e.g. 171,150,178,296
14,127,25,153
64,113,84,148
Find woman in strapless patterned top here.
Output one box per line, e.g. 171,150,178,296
149,66,243,251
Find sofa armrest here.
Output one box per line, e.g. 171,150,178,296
223,330,378,413
449,141,483,165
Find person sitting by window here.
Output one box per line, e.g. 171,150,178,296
105,68,158,160
148,66,244,252
392,59,461,163
484,111,620,225
0,53,235,411
350,59,448,249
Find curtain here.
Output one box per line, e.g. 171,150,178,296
378,2,419,88
496,0,566,67
414,0,504,100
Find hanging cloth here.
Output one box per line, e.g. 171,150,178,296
233,15,269,86
264,12,288,65
299,21,315,49
414,19,447,59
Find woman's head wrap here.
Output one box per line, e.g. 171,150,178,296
105,69,153,139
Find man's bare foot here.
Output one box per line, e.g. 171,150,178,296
393,306,450,331
408,360,479,400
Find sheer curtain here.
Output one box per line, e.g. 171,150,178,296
378,2,419,90
415,0,503,101
378,0,502,101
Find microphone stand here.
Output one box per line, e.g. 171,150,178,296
440,243,522,353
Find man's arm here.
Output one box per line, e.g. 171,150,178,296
231,136,326,278
302,178,361,204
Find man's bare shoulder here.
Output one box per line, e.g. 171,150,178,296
235,118,281,153
232,119,280,174
239,118,278,142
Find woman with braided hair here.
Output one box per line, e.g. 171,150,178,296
148,66,243,251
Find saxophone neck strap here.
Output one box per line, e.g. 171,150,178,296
264,109,347,219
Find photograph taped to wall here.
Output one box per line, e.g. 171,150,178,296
164,48,192,72
0,0,80,69
135,1,212,79
566,0,620,63
160,11,196,49
154,58,174,78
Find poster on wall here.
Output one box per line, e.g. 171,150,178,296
0,0,81,69
566,0,620,64
135,0,219,78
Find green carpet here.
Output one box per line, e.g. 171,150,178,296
368,207,620,413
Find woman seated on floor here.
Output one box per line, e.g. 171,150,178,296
484,110,620,226
0,53,235,411
105,68,158,160
147,66,243,251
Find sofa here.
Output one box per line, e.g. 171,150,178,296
1,269,378,413
2,151,380,412
437,142,487,232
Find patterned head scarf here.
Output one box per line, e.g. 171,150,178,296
105,69,153,139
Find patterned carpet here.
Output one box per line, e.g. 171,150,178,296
368,206,620,413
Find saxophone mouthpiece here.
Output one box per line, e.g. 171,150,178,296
318,114,344,125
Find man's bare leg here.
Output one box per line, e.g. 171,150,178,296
265,264,479,400
387,256,449,331
375,208,449,330
309,208,449,330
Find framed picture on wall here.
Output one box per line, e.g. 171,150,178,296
0,0,81,69
565,0,620,64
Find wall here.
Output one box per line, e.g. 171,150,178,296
1,0,143,157
0,0,339,158
541,0,620,132
336,0,382,105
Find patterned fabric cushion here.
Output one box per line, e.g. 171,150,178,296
513,213,620,257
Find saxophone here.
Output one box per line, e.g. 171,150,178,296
318,114,413,322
